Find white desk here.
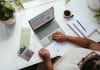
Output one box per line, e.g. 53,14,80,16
0,0,100,70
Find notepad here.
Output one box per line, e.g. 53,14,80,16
67,16,97,37
18,47,34,61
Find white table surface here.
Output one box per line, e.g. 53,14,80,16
0,0,100,70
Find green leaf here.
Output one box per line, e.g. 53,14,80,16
94,14,100,17
94,14,100,21
14,0,24,9
65,0,71,3
4,2,15,12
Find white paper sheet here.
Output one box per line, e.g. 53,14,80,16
46,42,73,57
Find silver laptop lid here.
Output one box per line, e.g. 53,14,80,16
29,7,54,30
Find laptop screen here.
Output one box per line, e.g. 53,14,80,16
29,7,54,30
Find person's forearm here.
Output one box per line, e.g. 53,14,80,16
65,36,95,48
45,61,54,70
65,36,100,51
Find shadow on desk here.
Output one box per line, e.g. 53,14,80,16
0,23,15,41
20,56,61,70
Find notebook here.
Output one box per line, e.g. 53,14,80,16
67,16,97,37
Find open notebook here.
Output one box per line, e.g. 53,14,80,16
67,16,97,37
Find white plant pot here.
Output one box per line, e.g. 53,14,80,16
0,16,15,41
87,0,100,10
0,16,16,25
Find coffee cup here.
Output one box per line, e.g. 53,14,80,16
64,10,73,18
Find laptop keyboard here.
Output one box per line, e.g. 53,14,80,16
41,27,64,47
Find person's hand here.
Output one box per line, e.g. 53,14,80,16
39,48,54,70
39,48,51,63
52,32,67,42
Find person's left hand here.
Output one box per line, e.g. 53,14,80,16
39,48,51,63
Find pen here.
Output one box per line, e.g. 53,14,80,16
76,20,87,32
73,23,85,37
67,24,80,36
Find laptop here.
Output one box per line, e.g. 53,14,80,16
29,7,64,47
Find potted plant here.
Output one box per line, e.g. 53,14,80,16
0,0,15,25
0,0,24,25
87,0,100,23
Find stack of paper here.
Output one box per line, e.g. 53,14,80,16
67,17,97,37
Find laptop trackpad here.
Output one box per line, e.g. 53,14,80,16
40,35,53,47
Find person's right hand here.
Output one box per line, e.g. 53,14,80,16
52,32,68,42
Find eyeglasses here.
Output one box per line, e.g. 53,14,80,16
77,51,98,69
